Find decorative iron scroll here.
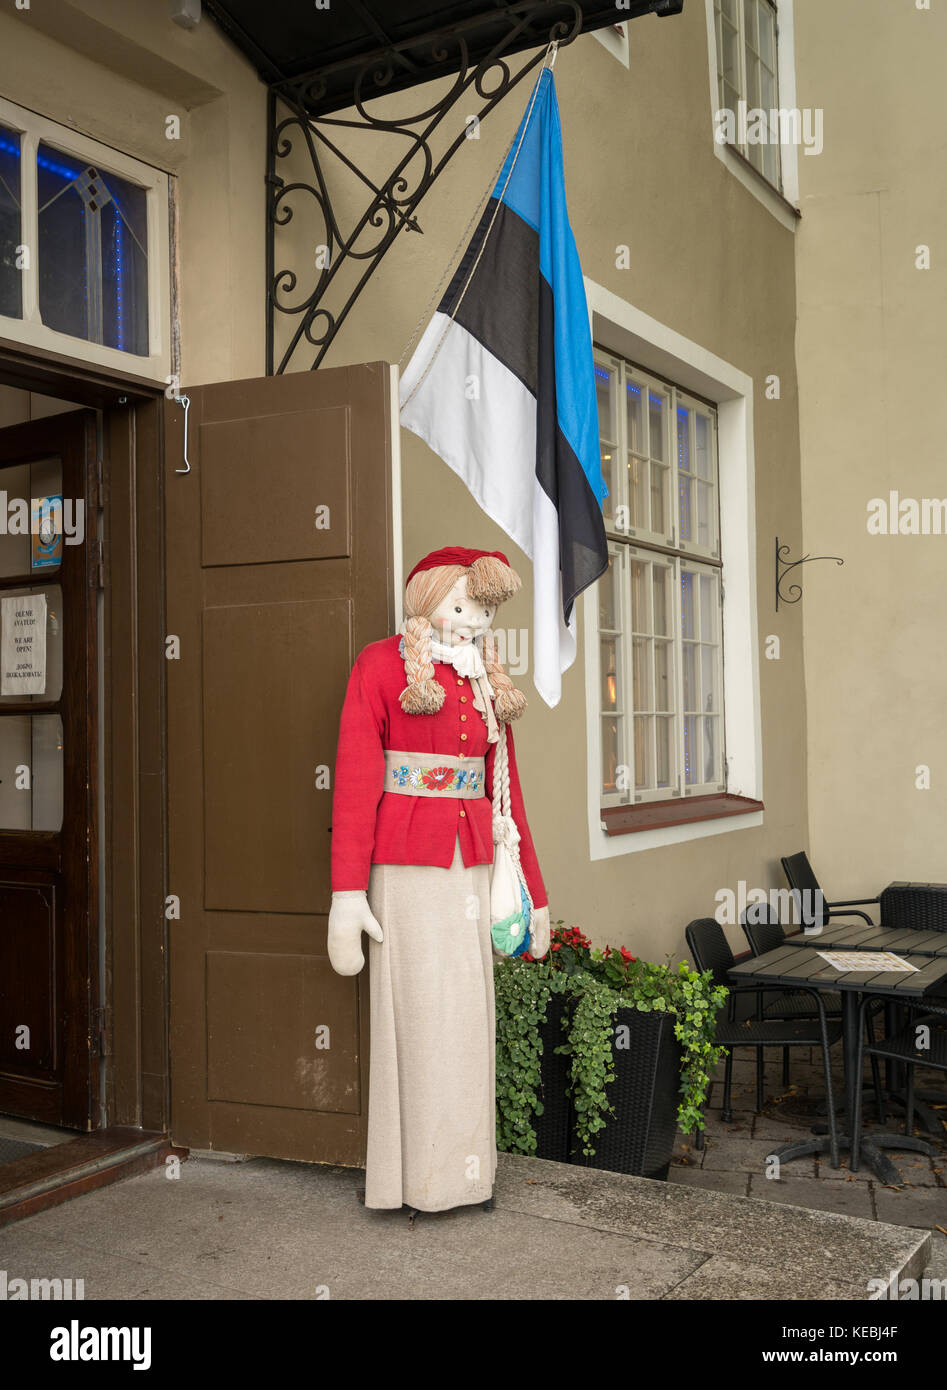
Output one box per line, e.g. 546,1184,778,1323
265,1,591,373
775,537,844,612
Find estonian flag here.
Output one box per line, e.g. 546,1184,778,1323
399,65,608,708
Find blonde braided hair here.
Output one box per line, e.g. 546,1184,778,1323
400,562,527,720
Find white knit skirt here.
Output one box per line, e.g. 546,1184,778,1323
365,837,496,1211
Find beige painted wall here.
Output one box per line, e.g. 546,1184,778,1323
0,3,808,960
794,0,947,899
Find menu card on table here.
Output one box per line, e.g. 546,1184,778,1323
816,950,917,973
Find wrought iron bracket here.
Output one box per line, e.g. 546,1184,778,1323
775,536,843,612
264,1,680,373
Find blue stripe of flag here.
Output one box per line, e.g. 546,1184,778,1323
492,68,607,505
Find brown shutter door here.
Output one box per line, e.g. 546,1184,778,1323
167,364,396,1161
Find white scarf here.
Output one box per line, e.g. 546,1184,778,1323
403,628,499,743
428,634,485,679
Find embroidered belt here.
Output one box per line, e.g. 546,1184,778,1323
383,749,486,798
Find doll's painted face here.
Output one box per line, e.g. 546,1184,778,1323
430,575,496,646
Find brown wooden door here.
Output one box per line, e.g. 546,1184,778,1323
167,364,396,1161
0,409,99,1128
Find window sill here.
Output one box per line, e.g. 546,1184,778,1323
601,792,765,837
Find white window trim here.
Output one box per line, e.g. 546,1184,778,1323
583,277,763,860
0,94,171,384
590,22,630,68
703,0,801,232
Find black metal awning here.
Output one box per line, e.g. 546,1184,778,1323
201,0,686,372
204,0,683,117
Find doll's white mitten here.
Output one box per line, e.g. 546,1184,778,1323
328,891,384,976
529,904,551,959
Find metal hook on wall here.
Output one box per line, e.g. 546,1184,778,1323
775,536,843,612
173,393,191,474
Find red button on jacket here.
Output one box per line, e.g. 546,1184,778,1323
331,634,547,908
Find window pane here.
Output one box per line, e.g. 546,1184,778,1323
677,408,692,542
631,560,650,633
648,391,666,461
700,644,716,712
695,412,713,480
699,572,717,640
703,715,719,784
602,716,621,795
720,0,738,21
600,639,620,711
652,564,669,636
634,715,651,790
745,51,761,110
599,552,620,630
626,378,645,454
595,363,617,519
697,481,715,550
743,0,758,50
0,125,22,320
654,640,671,712
0,583,64,705
684,714,700,787
627,454,649,530
758,0,775,67
680,568,695,640
37,143,149,356
650,462,667,535
632,637,652,712
0,712,62,830
720,21,741,93
0,457,63,578
682,641,697,711
655,715,674,788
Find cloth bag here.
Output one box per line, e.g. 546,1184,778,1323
489,723,533,957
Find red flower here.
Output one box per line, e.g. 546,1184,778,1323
620,946,633,963
551,942,561,951
603,946,611,958
422,766,455,791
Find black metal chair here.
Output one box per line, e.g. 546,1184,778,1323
739,906,842,1088
781,851,880,929
740,902,884,1107
851,998,947,1172
685,917,841,1166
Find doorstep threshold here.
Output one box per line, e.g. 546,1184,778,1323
0,1125,181,1227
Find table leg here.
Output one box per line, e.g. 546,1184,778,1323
767,990,939,1184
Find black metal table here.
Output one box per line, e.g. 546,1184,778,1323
779,922,947,958
728,944,947,1183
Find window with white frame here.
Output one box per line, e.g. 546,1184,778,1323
0,96,170,380
713,0,782,191
594,350,725,806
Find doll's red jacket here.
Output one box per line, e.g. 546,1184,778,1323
331,634,547,908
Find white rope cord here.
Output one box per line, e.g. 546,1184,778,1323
399,42,555,410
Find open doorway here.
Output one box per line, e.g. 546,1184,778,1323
0,383,102,1161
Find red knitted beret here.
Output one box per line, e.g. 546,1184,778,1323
406,546,511,584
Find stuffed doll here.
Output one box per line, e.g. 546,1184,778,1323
328,546,550,1214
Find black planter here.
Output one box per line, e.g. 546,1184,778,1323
570,1007,681,1181
532,992,574,1163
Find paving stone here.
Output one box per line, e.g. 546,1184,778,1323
873,1185,947,1232
747,1173,874,1219
668,1166,750,1196
700,1136,800,1175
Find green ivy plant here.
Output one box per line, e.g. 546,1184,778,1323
494,922,729,1159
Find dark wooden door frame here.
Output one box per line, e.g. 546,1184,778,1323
0,343,170,1134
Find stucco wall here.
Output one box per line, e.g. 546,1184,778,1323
794,0,947,898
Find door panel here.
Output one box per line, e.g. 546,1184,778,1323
0,409,98,1128
168,364,395,1162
